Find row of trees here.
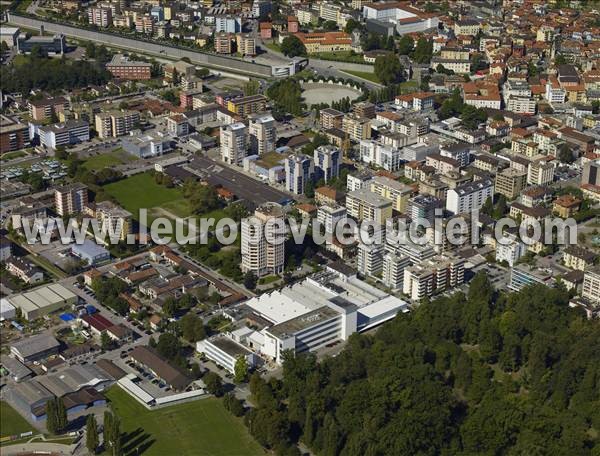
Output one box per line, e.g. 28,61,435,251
86,415,99,454
239,274,600,455
103,410,123,456
266,79,304,117
45,397,67,434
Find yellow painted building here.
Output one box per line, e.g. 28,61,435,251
370,176,412,213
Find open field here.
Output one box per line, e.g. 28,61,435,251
0,401,35,439
341,70,381,83
103,173,191,220
82,148,137,171
399,80,419,93
105,386,264,456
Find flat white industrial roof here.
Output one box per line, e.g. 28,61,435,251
0,27,19,35
47,283,77,301
118,377,154,404
246,271,409,329
9,294,38,312
155,389,205,405
30,287,63,305
9,284,76,313
245,290,314,325
357,295,409,319
1,298,15,313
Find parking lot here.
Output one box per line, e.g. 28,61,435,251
189,155,295,207
473,263,511,290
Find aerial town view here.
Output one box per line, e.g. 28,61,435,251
0,0,599,455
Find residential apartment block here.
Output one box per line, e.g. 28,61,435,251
403,254,465,301
345,189,393,225
241,202,285,277
106,54,152,80
220,122,248,166
55,183,88,216
248,113,276,155
446,179,494,214
95,111,140,138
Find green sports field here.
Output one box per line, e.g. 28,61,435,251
105,386,264,456
103,173,191,220
0,401,35,438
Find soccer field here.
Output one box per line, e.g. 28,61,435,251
103,173,191,219
105,387,264,456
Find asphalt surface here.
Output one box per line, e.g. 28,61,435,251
189,155,294,207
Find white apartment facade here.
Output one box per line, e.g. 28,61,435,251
241,202,285,277
446,179,494,214
220,122,248,165
317,204,347,233
248,113,276,155
382,253,410,290
359,139,402,171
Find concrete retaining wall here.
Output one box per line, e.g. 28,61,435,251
7,13,273,78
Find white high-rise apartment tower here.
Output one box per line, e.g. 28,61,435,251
248,113,276,155
220,122,248,165
241,202,286,277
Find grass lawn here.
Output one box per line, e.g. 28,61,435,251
258,275,280,285
0,401,35,438
399,80,419,93
82,148,137,171
263,42,281,53
105,386,264,456
341,70,380,84
0,151,27,161
103,173,191,221
312,51,367,64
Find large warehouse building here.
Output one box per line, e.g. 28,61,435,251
226,264,409,364
7,283,77,320
6,364,111,421
10,334,61,363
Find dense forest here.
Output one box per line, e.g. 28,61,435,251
245,273,600,455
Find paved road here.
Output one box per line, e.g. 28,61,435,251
171,246,254,299
253,34,383,90
0,441,78,455
7,13,272,78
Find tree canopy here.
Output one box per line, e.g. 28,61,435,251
238,274,600,454
3,53,111,95
266,79,304,117
280,36,307,58
374,54,403,85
